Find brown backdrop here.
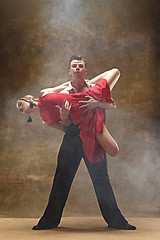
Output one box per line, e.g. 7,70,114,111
0,0,159,218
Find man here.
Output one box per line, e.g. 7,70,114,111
32,55,136,230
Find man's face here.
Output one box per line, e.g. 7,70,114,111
69,60,87,80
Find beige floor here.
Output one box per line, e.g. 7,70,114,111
0,217,160,240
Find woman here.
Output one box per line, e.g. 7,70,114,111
17,78,118,163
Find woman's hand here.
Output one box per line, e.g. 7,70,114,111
79,96,116,112
56,100,72,126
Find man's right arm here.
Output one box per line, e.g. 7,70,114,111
42,100,72,132
56,100,72,126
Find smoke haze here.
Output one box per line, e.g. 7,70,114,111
0,0,159,218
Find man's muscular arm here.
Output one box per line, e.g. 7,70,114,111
79,96,116,112
56,100,72,126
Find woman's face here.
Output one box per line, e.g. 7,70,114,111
17,100,31,114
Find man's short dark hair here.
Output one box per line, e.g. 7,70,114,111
69,55,87,68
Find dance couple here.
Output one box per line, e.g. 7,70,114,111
17,55,136,230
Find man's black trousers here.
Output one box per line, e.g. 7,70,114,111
37,124,127,228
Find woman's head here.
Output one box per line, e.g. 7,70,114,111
16,95,35,114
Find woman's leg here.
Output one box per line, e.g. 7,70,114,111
96,124,119,157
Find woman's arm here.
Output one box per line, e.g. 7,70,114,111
40,82,70,97
89,68,120,91
40,68,120,97
79,68,120,111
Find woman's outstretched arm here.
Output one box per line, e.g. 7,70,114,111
40,68,120,97
89,68,120,91
79,68,120,111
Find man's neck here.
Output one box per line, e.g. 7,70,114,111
71,78,88,93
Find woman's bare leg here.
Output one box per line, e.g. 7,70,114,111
96,124,119,157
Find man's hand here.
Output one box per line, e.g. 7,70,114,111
56,100,72,126
79,96,116,112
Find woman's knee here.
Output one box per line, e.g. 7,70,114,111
109,143,119,157
96,128,119,157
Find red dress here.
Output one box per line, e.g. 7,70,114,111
38,79,114,164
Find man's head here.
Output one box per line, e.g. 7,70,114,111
69,55,87,68
69,55,87,81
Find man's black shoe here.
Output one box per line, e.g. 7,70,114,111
32,224,58,230
108,222,136,230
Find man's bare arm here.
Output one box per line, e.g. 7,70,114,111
42,100,72,132
56,100,72,126
79,96,116,112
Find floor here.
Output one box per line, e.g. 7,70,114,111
0,217,160,240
